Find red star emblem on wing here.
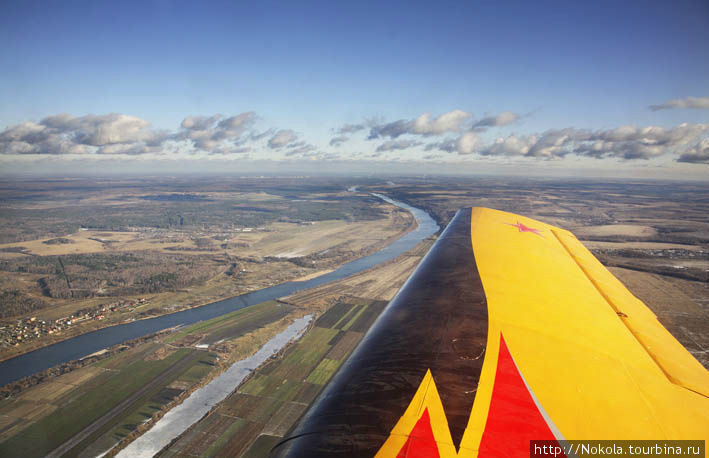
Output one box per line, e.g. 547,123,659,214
507,221,543,236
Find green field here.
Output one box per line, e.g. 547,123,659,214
0,299,293,457
0,296,386,457
164,300,289,345
305,358,341,385
161,297,388,457
0,348,211,457
75,352,218,457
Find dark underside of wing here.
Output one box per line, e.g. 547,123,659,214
270,208,488,457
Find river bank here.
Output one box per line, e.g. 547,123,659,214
0,193,436,388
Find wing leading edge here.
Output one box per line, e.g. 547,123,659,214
271,207,709,457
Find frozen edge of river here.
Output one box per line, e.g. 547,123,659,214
111,315,313,458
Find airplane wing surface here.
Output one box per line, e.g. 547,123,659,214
271,207,709,457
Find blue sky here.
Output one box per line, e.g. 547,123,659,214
1,0,708,178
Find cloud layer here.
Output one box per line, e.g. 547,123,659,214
0,112,299,157
650,96,709,111
366,110,474,140
0,113,160,155
268,129,299,149
175,112,257,152
2,107,708,166
467,123,709,160
472,111,520,129
678,139,709,163
376,139,423,152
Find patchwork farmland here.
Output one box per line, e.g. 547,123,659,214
159,296,387,457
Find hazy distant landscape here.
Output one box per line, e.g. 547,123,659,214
2,175,708,367
0,177,413,360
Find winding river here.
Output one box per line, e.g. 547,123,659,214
0,193,438,386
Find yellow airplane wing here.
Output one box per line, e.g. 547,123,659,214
272,208,709,457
